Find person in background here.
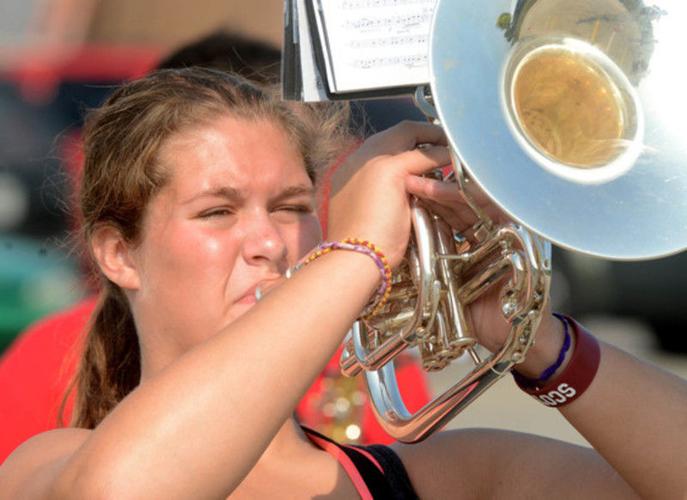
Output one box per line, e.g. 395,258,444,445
156,30,281,84
0,31,430,462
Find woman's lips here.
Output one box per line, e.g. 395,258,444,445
235,278,283,305
235,293,258,305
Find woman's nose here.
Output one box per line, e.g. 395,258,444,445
241,214,288,266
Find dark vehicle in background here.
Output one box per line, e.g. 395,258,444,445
554,248,687,353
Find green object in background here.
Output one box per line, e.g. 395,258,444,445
0,235,84,353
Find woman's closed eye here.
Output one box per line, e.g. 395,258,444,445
274,204,313,214
198,207,236,219
271,203,315,222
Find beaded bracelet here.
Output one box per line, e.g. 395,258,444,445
290,239,393,318
513,314,601,408
343,238,393,318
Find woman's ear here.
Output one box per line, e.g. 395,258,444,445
90,225,141,290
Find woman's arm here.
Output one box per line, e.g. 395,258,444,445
398,427,639,499
405,333,686,499
0,122,450,499
559,337,687,498
1,252,381,500
404,175,687,499
62,250,382,499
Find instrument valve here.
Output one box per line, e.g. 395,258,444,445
472,222,491,243
502,300,518,317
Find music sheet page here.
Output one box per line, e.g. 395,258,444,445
314,0,435,93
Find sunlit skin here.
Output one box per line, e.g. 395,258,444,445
125,115,322,379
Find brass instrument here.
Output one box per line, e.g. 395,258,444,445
340,0,687,443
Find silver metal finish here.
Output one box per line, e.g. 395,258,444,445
431,0,687,260
341,205,551,442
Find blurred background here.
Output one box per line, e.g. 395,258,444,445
1,0,685,446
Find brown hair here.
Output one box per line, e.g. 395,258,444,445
70,67,351,428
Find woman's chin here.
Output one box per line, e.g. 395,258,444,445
226,301,257,323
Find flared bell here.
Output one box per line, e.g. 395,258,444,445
430,0,687,260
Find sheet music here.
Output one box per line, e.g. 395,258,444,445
313,0,434,93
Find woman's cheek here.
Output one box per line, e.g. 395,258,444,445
199,235,223,256
295,216,323,259
198,234,242,270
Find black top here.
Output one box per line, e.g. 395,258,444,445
303,427,419,499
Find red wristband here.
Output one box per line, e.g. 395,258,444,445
514,316,601,408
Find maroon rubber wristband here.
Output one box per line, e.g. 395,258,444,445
514,316,601,408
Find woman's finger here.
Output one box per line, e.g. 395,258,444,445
392,146,451,176
367,121,447,154
418,199,479,232
386,121,448,150
407,175,512,224
405,175,464,203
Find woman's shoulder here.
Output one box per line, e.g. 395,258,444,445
390,428,513,498
392,427,530,459
391,427,632,499
0,428,91,498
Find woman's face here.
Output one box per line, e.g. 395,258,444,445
129,114,322,356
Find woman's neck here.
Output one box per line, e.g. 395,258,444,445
259,417,312,463
232,417,353,498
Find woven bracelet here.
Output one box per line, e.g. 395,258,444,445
290,239,392,319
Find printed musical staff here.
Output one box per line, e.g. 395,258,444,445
352,54,427,69
341,0,434,10
348,34,428,49
343,9,434,32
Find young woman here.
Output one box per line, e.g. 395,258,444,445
1,68,685,499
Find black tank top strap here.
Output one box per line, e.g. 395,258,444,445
302,426,418,499
357,444,418,499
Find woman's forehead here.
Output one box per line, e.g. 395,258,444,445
157,115,310,193
162,114,289,151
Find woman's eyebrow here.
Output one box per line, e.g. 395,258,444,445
273,185,315,201
182,186,245,205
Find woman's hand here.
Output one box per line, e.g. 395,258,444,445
405,171,511,231
405,171,513,348
327,121,450,268
405,168,563,372
329,122,560,372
